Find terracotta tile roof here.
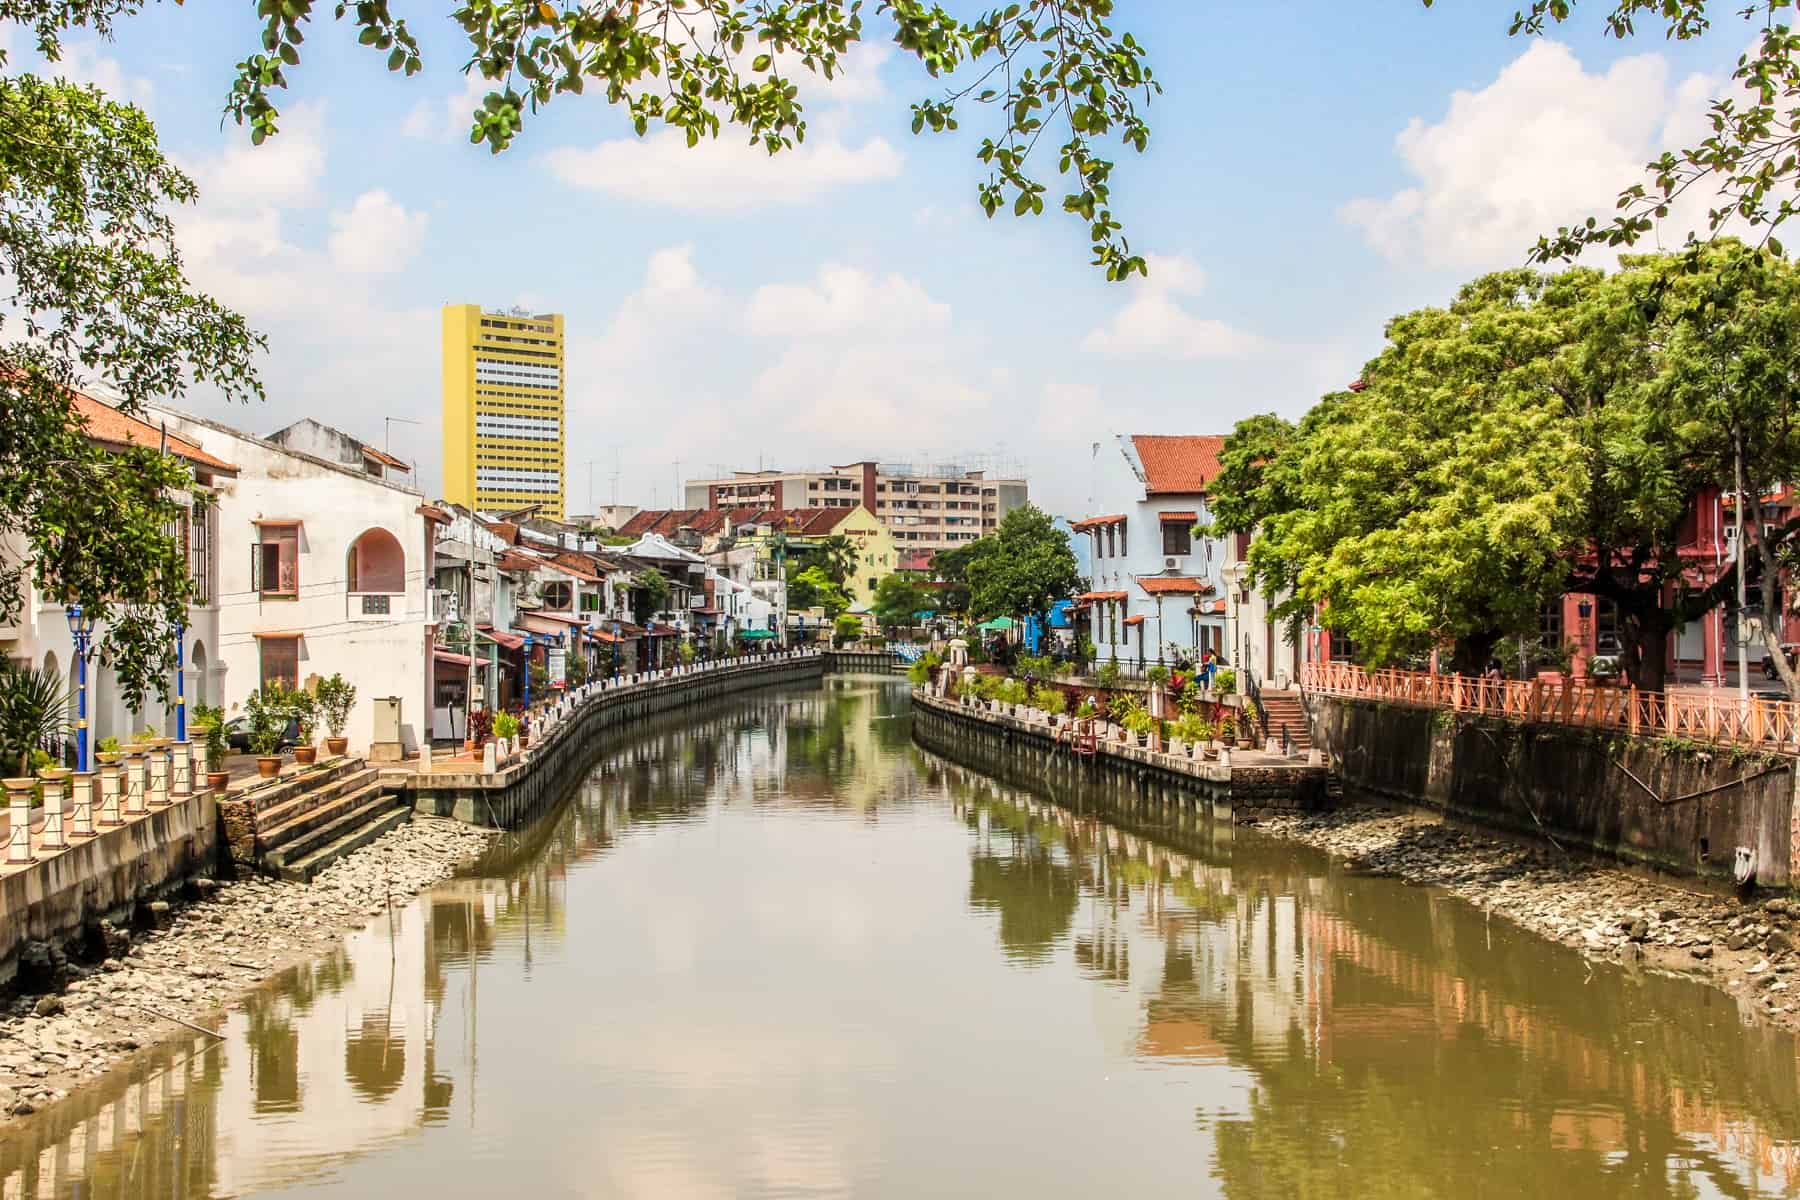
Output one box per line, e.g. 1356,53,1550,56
496,550,540,573
1158,510,1198,522
71,392,238,474
1077,590,1129,602
1071,514,1126,531
549,552,601,582
486,521,521,545
799,507,854,533
417,504,451,523
1131,435,1226,495
1123,614,1146,626
1137,575,1211,596
362,445,409,470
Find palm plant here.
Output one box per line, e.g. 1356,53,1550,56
0,662,67,776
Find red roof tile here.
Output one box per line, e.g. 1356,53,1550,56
1137,576,1210,596
549,552,601,582
1077,590,1129,602
71,393,237,474
1072,514,1126,531
1131,435,1226,495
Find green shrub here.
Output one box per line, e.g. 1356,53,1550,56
996,678,1029,706
1096,660,1122,688
1212,668,1236,695
314,673,356,738
1109,694,1143,724
1177,680,1201,713
97,735,121,755
1120,708,1155,737
1146,664,1170,686
244,685,290,757
1173,713,1214,744
907,651,943,686
492,711,520,739
191,704,228,772
1032,686,1066,716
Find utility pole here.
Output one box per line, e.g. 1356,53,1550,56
673,460,681,509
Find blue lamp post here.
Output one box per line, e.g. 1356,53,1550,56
173,620,187,742
523,632,534,711
65,604,95,772
611,621,622,679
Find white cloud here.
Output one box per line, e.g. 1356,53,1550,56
328,189,429,275
584,245,724,370
402,70,489,143
1340,41,1723,268
745,264,949,337
52,41,153,103
543,128,901,212
1080,253,1269,360
192,102,329,210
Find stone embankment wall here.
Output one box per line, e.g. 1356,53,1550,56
404,653,830,828
911,692,1329,817
1306,695,1799,888
0,793,216,988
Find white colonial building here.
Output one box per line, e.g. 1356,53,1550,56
1072,435,1231,670
148,406,441,759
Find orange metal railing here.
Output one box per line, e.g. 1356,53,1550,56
1301,662,1800,751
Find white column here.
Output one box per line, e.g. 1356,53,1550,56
38,770,68,850
97,759,122,826
147,744,170,808
5,778,34,864
170,741,193,800
122,749,148,816
71,772,96,838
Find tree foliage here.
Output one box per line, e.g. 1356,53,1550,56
8,0,1160,279
1218,242,1800,690
871,572,927,630
630,566,671,624
787,563,848,618
964,503,1081,623
0,660,66,776
0,71,262,712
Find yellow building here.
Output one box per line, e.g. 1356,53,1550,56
441,305,566,520
828,505,901,611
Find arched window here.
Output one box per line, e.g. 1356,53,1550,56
191,641,209,707
347,528,406,594
542,580,573,610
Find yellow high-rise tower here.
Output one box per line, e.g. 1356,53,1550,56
442,305,566,520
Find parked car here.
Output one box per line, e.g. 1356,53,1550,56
1760,644,1800,680
223,715,300,753
1588,634,1624,682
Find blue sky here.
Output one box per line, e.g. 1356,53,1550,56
5,3,1752,516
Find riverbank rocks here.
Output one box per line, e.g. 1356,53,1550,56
0,814,497,1125
1253,804,1800,1035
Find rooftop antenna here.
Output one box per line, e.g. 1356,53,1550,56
384,415,420,454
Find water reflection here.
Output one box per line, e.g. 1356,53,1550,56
2,678,1797,1198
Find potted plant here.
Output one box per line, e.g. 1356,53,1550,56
493,710,519,755
1096,659,1122,689
468,708,494,749
315,673,355,756
517,709,531,749
290,688,319,765
1146,664,1170,688
192,704,231,790
1173,714,1212,759
0,661,67,783
1237,699,1259,749
1212,667,1237,696
245,685,288,778
1033,686,1067,726
1121,708,1155,747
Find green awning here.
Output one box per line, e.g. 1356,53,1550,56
739,629,778,640
976,616,1016,631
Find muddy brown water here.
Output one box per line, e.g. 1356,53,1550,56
2,676,1797,1197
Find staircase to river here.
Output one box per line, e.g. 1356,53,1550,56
222,758,410,882
1258,690,1313,752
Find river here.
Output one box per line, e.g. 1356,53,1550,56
2,675,1798,1197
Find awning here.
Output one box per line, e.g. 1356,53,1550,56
522,610,586,626
254,517,303,528
1137,575,1209,596
1071,514,1126,531
1123,614,1146,627
477,624,525,651
434,649,473,667
251,630,303,639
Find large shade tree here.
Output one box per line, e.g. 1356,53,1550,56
964,504,1082,628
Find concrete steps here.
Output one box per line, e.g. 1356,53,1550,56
251,764,411,882
1258,691,1312,750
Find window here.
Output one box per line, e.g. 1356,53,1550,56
1329,630,1358,662
542,580,573,610
259,636,299,690
253,524,300,596
1162,521,1192,557
1119,519,1127,555
187,503,211,604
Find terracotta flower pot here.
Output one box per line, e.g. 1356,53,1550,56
255,756,282,778
294,744,317,765
325,736,348,756
519,732,530,748
206,770,231,791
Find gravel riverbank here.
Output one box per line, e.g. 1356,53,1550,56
1250,804,1800,1031
0,815,496,1121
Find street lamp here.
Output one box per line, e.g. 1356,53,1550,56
173,620,187,742
611,621,622,679
65,604,96,772
523,632,535,711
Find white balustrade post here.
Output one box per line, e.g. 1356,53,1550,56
170,740,193,800
4,777,34,864
37,769,68,850
147,742,171,808
70,770,96,838
97,758,123,826
123,748,148,816
482,740,498,774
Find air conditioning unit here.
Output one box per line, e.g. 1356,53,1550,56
1164,558,1178,570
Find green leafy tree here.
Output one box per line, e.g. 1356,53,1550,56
0,70,262,712
871,573,927,631
928,541,979,614
0,661,67,776
631,567,672,625
965,503,1082,630
810,533,862,588
833,611,864,646
12,0,1159,279
788,564,849,619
